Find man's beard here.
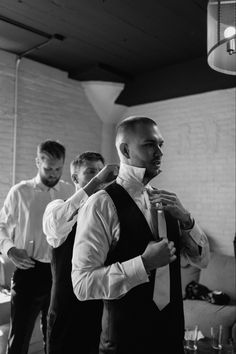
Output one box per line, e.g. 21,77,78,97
41,176,60,188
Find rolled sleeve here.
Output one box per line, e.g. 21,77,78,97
43,188,88,248
1,236,15,256
188,222,207,248
181,221,210,268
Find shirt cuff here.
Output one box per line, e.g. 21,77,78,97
122,255,149,285
187,222,206,247
2,239,15,257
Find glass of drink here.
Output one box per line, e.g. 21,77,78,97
184,325,198,351
211,325,223,350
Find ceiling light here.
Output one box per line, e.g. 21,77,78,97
224,26,236,38
207,0,236,75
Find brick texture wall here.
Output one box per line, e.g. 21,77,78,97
1,48,235,256
124,89,235,256
0,50,103,206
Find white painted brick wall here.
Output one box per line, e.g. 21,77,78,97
0,50,103,206
0,51,15,202
124,89,235,256
1,48,235,256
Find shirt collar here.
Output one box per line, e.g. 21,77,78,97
34,174,60,191
117,162,152,194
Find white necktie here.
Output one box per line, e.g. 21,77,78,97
153,210,170,310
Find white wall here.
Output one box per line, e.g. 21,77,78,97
1,47,234,256
0,50,104,205
123,89,235,256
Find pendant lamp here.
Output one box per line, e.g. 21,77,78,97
207,0,236,75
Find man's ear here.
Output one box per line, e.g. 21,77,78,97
120,143,130,159
71,174,79,184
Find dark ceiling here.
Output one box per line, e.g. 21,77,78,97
0,0,235,105
0,0,209,80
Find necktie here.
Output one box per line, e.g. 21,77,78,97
142,188,153,229
153,210,170,310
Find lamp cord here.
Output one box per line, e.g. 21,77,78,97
217,0,221,42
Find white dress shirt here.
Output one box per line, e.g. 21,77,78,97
72,162,210,301
0,175,74,262
43,187,88,248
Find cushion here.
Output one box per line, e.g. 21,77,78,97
184,300,236,343
185,281,230,305
199,253,236,301
181,264,201,298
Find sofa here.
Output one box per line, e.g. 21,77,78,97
181,252,236,344
0,254,43,354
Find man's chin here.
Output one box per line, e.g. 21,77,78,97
42,179,59,188
145,168,161,181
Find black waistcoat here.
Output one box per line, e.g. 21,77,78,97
47,223,103,354
100,182,184,354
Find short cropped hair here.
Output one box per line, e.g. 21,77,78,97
115,116,157,147
37,140,66,161
70,151,105,171
116,116,156,137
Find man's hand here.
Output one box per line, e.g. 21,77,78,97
141,239,176,273
148,189,192,224
96,164,119,185
83,164,119,198
7,247,35,269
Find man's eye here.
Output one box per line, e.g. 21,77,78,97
145,143,154,147
86,169,96,174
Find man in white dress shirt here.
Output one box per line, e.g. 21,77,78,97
72,116,210,354
43,151,119,354
0,140,74,354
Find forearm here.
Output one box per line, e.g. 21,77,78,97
83,176,102,197
72,256,149,301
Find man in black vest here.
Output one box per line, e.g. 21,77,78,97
43,152,119,354
72,117,210,354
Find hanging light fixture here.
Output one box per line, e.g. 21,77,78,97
207,0,236,75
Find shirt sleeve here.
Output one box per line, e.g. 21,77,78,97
43,188,88,248
0,187,18,255
180,221,210,268
72,190,149,301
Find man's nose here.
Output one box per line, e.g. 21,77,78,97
154,145,163,156
50,171,58,178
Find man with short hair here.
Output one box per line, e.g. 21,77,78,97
72,117,210,354
43,151,118,354
0,140,74,354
